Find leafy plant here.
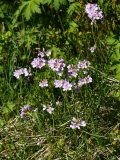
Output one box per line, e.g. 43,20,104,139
2,102,15,115
106,32,120,80
14,0,42,21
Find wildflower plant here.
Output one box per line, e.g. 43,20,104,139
90,45,96,53
43,104,54,114
14,48,92,132
20,105,32,118
20,105,38,119
31,57,46,69
14,68,32,79
70,117,86,129
39,79,48,87
85,3,103,25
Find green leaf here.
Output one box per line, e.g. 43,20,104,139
78,40,83,46
111,47,120,61
2,102,15,114
115,73,120,80
7,102,15,111
116,65,120,74
110,64,119,70
110,63,120,80
16,0,41,21
105,37,116,45
53,0,60,10
67,3,76,15
113,91,120,101
53,0,67,10
59,0,67,5
24,2,32,20
115,43,120,48
30,1,41,14
65,41,69,45
0,119,4,127
2,107,9,114
98,0,103,6
42,0,52,4
69,21,78,28
0,8,4,18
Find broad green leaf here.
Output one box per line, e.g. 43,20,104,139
67,3,77,15
2,107,9,114
115,73,120,80
110,64,119,70
78,40,83,46
21,55,27,60
53,0,67,10
65,41,69,45
69,21,78,28
115,43,120,48
7,102,15,111
17,0,41,21
35,0,43,4
98,0,103,6
53,0,60,10
114,91,120,97
23,3,32,20
30,1,41,14
60,0,67,5
111,47,120,61
116,65,120,73
41,0,52,4
105,37,116,45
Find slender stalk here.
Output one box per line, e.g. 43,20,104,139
56,11,65,34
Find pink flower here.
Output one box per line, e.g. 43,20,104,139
43,104,54,114
70,117,86,129
39,79,48,87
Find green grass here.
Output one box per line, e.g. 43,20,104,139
0,54,120,159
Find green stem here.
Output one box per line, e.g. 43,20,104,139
56,12,64,34
91,24,96,44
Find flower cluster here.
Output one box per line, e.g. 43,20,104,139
20,105,31,118
37,59,92,91
39,79,48,87
20,105,38,118
38,49,51,57
54,79,73,91
56,101,61,106
31,57,46,69
70,117,86,129
67,64,78,78
78,75,92,87
78,60,90,69
90,45,96,53
48,58,66,76
14,68,31,79
43,104,54,114
85,3,103,24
